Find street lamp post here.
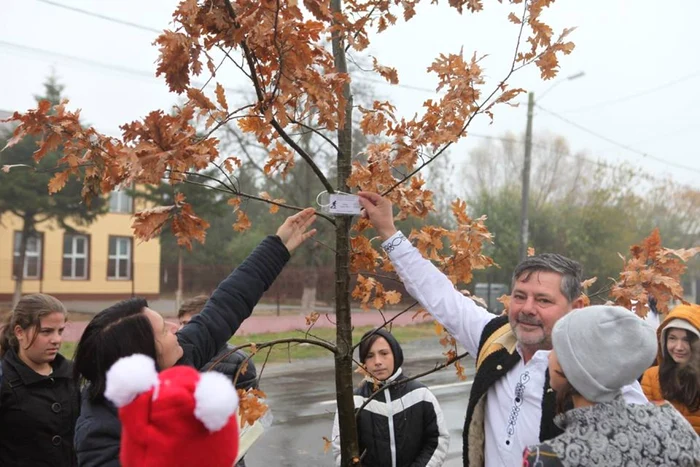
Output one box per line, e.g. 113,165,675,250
518,72,585,263
519,92,535,263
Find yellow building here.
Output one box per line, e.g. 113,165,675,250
0,190,160,301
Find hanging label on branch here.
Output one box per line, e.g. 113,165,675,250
327,193,362,215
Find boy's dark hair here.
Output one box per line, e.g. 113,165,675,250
177,295,210,320
73,297,158,401
358,328,404,371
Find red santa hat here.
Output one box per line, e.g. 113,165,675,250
104,354,240,467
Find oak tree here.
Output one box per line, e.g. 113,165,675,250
2,1,578,464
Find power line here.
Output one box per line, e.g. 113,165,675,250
361,76,435,93
0,39,156,79
0,40,246,95
36,0,161,34
466,132,699,190
559,70,700,113
37,0,439,95
536,104,700,175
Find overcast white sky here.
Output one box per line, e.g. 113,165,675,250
1,0,699,191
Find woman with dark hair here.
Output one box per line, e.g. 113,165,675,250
641,303,700,434
523,306,700,466
331,328,449,467
0,293,79,467
73,208,317,467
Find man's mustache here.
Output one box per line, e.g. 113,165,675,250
517,316,543,326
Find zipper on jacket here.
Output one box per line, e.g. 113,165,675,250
386,388,396,467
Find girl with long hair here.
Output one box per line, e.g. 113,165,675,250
641,303,700,434
0,293,79,467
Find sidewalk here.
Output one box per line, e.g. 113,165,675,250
62,307,435,342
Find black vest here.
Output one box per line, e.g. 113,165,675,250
462,316,563,466
0,348,80,467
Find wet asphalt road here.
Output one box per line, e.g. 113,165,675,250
245,346,475,466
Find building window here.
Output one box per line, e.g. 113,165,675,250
108,236,132,280
63,234,89,279
13,232,42,279
109,189,133,213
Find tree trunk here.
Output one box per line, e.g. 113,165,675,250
175,248,184,312
331,0,359,464
300,125,319,315
301,244,319,313
12,215,34,308
301,283,317,313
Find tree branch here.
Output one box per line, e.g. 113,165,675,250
289,116,340,153
351,301,420,351
229,337,338,356
510,1,529,73
165,169,335,223
381,3,535,196
351,270,403,285
355,350,470,414
382,70,519,195
222,0,335,195
218,45,252,80
270,119,335,194
223,125,294,200
210,337,338,387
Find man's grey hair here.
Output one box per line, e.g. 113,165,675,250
512,253,583,303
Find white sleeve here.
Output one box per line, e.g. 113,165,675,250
383,231,497,355
331,409,341,466
621,380,650,405
423,389,450,467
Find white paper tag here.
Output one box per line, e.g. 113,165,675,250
327,193,362,215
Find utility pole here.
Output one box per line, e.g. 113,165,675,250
518,72,584,264
519,92,535,263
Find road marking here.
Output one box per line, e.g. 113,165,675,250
318,380,473,406
429,380,473,391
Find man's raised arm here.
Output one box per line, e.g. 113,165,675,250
358,192,495,355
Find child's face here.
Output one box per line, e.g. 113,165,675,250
364,337,395,381
666,328,692,365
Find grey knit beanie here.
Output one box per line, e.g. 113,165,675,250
552,305,657,403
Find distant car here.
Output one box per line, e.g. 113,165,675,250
474,283,509,314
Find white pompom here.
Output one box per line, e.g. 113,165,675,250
105,354,159,408
194,371,239,432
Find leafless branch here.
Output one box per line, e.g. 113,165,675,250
229,337,338,355
355,350,470,414
379,3,544,196
223,125,292,199
351,301,420,351
165,169,335,222
289,117,340,153
223,0,335,194
510,1,529,73
199,47,231,92
218,46,252,80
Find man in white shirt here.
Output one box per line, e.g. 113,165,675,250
357,192,648,467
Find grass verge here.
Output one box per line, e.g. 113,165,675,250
59,323,438,363
229,323,437,364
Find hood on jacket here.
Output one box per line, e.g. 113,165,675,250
358,328,404,377
656,303,700,364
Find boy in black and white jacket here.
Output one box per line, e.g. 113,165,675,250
332,328,449,467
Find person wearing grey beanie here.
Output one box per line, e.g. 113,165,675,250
523,305,700,467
